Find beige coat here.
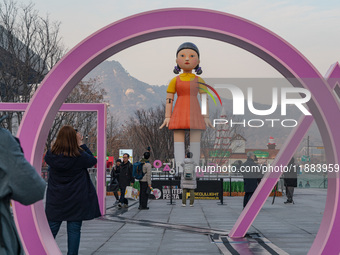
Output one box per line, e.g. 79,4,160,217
140,162,152,185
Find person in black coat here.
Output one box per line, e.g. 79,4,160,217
118,153,134,208
283,157,299,204
110,159,121,203
45,126,101,255
241,152,262,208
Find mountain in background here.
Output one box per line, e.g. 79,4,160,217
84,60,321,150
85,60,166,118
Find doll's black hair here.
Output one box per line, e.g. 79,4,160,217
176,42,200,58
173,42,203,75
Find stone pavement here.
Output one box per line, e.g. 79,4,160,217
55,188,326,254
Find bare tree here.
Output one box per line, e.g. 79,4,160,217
106,113,122,159
0,0,65,132
45,78,107,150
123,104,174,162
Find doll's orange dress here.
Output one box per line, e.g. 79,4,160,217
167,75,206,130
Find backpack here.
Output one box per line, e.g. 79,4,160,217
133,162,145,180
183,162,195,180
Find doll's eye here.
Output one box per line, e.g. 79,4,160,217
180,54,185,57
190,55,195,58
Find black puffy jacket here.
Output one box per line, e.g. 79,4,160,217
118,161,134,189
45,144,101,221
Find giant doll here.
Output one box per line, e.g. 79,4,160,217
160,42,213,172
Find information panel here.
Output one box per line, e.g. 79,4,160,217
151,180,221,200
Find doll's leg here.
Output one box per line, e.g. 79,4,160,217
190,130,201,166
174,130,185,173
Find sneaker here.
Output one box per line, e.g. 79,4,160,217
190,204,194,207
117,202,122,208
123,204,129,208
284,200,292,204
182,204,186,207
114,201,119,205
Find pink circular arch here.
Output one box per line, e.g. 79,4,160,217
15,8,340,255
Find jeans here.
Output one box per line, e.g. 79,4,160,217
182,188,195,205
286,186,295,201
119,187,128,205
113,191,119,201
139,181,149,208
49,220,82,255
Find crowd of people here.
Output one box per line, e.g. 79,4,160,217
0,39,312,255
1,122,304,254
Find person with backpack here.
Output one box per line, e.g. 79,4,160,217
137,151,152,210
118,153,134,208
180,152,197,207
0,122,46,255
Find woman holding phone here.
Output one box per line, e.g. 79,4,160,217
45,125,100,255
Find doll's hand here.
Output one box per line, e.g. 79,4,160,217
159,118,171,129
204,117,214,129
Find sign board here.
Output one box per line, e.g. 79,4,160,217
253,150,270,158
209,150,230,157
151,180,221,200
119,149,133,163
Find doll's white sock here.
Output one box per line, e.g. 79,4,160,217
190,142,201,166
174,142,185,174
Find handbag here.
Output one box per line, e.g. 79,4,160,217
108,178,119,192
125,186,139,200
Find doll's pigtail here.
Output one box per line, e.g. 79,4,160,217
195,65,202,75
173,64,181,74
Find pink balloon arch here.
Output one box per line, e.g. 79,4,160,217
7,8,340,255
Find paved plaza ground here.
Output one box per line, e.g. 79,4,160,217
55,188,326,254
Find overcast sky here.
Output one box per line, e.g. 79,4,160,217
29,0,340,86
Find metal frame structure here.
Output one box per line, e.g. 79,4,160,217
1,8,339,255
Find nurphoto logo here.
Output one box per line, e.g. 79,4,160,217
199,81,312,128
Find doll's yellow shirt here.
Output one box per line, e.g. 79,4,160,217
166,73,206,94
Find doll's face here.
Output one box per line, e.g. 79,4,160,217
176,49,200,72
